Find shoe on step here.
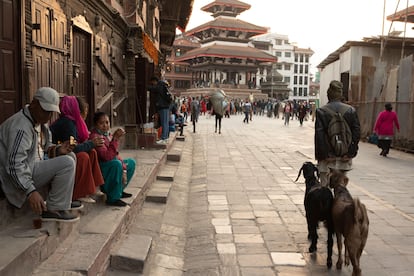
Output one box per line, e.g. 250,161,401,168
78,197,96,203
70,200,84,210
94,189,105,196
121,192,132,198
156,139,166,145
106,199,127,207
41,210,79,222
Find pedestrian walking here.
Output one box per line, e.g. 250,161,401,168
374,103,400,157
298,102,307,126
283,102,292,125
315,80,361,187
211,107,223,134
242,98,251,123
191,97,200,133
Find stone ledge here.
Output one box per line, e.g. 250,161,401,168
110,234,152,273
167,152,182,162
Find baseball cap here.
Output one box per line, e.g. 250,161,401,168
34,87,60,113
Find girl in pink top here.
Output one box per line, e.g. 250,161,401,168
374,103,400,157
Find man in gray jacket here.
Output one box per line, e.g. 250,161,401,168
0,87,79,222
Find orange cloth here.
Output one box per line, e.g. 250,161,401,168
72,149,104,200
157,127,162,140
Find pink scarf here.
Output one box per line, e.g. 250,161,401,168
59,96,89,143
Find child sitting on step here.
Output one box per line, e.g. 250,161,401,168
89,112,136,207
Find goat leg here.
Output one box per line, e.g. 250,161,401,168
336,232,343,270
308,219,318,253
345,242,350,266
326,219,334,269
346,238,362,276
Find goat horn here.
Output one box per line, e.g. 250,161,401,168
294,167,303,182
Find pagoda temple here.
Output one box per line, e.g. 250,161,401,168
175,0,277,100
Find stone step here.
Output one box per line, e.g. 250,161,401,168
145,181,172,203
176,135,185,141
156,169,175,182
33,202,132,275
0,135,173,275
0,217,80,276
110,234,152,273
167,151,181,162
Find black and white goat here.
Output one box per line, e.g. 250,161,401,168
295,161,334,268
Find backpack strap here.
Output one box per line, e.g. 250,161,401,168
322,104,350,117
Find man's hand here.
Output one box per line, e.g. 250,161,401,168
28,191,46,215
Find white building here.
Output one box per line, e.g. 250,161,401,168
251,33,315,102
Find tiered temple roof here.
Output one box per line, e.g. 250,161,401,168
201,0,251,17
176,0,276,100
176,43,276,64
185,17,268,42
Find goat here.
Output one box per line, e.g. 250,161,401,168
295,161,334,268
328,169,369,276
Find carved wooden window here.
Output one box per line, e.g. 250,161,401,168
146,0,154,37
138,0,143,18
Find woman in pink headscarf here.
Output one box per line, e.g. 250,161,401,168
50,96,104,203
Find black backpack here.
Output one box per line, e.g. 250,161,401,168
322,105,352,157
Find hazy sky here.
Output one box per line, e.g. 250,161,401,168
181,0,414,74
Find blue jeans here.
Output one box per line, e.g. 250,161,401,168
159,108,169,140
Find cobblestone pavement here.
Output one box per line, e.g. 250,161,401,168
182,113,414,276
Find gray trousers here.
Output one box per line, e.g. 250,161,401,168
318,158,352,187
33,154,75,211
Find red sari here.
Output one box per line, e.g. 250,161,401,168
73,149,104,200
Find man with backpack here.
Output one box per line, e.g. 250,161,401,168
149,77,173,144
315,80,361,186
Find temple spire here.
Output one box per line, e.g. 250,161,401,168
201,0,251,18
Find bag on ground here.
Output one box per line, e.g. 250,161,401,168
368,133,379,145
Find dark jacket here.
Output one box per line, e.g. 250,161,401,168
50,117,94,153
315,101,360,160
149,81,172,110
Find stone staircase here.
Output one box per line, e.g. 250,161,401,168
0,132,187,276
107,136,187,275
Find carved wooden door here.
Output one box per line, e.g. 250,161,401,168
32,2,67,93
72,27,92,124
0,0,21,123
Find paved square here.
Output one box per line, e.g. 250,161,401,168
211,218,230,226
215,225,232,234
234,234,264,243
217,243,236,254
270,252,306,266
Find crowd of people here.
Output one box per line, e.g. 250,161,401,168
168,96,314,129
0,87,136,222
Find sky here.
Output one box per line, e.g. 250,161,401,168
180,0,414,74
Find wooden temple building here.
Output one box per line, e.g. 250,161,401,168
174,0,277,100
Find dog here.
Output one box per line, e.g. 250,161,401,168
295,161,334,268
328,169,369,276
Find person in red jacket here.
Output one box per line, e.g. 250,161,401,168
374,103,400,157
90,112,136,206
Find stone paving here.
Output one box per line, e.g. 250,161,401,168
133,113,414,276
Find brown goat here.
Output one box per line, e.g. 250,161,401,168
328,169,369,276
